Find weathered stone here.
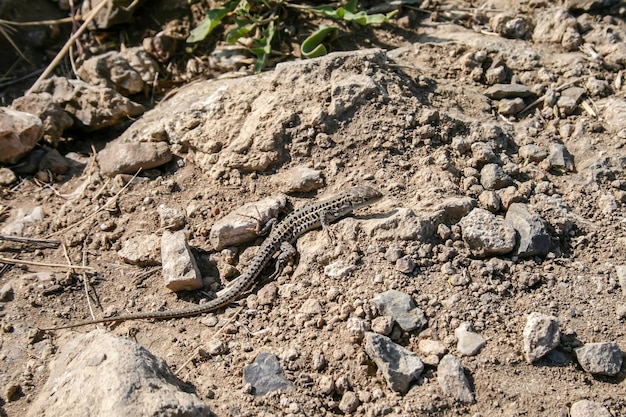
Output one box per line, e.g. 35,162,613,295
158,204,186,230
518,144,548,163
77,50,153,96
617,265,626,295
523,312,560,363
39,148,70,174
544,143,575,172
418,339,447,357
338,391,360,413
470,142,497,164
498,97,525,115
484,83,534,99
360,207,434,241
0,107,43,164
272,165,323,193
575,342,623,376
395,255,416,275
11,92,73,145
97,141,172,177
372,290,427,332
458,208,516,257
455,323,486,356
480,163,513,190
209,194,287,250
117,234,161,267
27,330,211,417
243,352,292,396
570,400,613,417
161,230,203,292
602,98,626,136
437,354,475,404
31,76,144,131
324,259,356,279
505,203,551,257
364,332,424,394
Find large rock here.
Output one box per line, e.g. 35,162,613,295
458,208,516,257
364,332,424,394
27,330,211,417
570,400,614,417
0,107,44,164
11,92,73,146
161,230,203,292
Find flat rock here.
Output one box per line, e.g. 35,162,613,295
27,330,210,417
209,194,287,250
518,144,547,163
324,259,356,279
484,83,533,99
570,400,614,417
575,342,623,376
372,290,427,332
243,352,292,396
272,165,323,193
360,207,434,241
458,208,516,257
436,354,475,404
364,332,424,394
0,107,44,164
455,323,486,356
544,143,575,172
97,141,172,177
498,97,525,115
505,203,551,257
117,234,161,267
523,312,560,363
161,230,203,292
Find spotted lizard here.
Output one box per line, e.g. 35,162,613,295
44,186,382,330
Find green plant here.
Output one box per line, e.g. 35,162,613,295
186,0,397,72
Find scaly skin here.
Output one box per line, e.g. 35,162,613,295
43,186,382,330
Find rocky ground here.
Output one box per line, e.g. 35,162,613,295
1,1,626,416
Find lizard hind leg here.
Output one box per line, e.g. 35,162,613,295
268,241,297,280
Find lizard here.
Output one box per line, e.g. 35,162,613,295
43,186,383,330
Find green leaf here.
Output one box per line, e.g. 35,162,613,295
226,18,255,44
187,1,238,44
252,20,276,73
301,25,337,58
308,1,397,26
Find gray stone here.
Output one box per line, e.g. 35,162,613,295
418,339,447,357
372,290,427,332
161,230,203,292
518,144,548,163
360,207,434,241
544,143,575,172
97,141,172,177
557,86,586,115
209,194,287,250
436,354,475,404
575,342,623,376
27,330,211,417
117,234,161,267
523,312,560,363
505,203,551,257
602,98,626,136
480,163,513,190
435,197,477,223
364,332,424,394
455,323,486,356
479,190,501,212
395,256,416,275
324,259,356,279
458,208,516,257
272,165,323,193
484,83,533,99
0,107,44,164
243,352,292,395
77,51,147,96
570,400,613,417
